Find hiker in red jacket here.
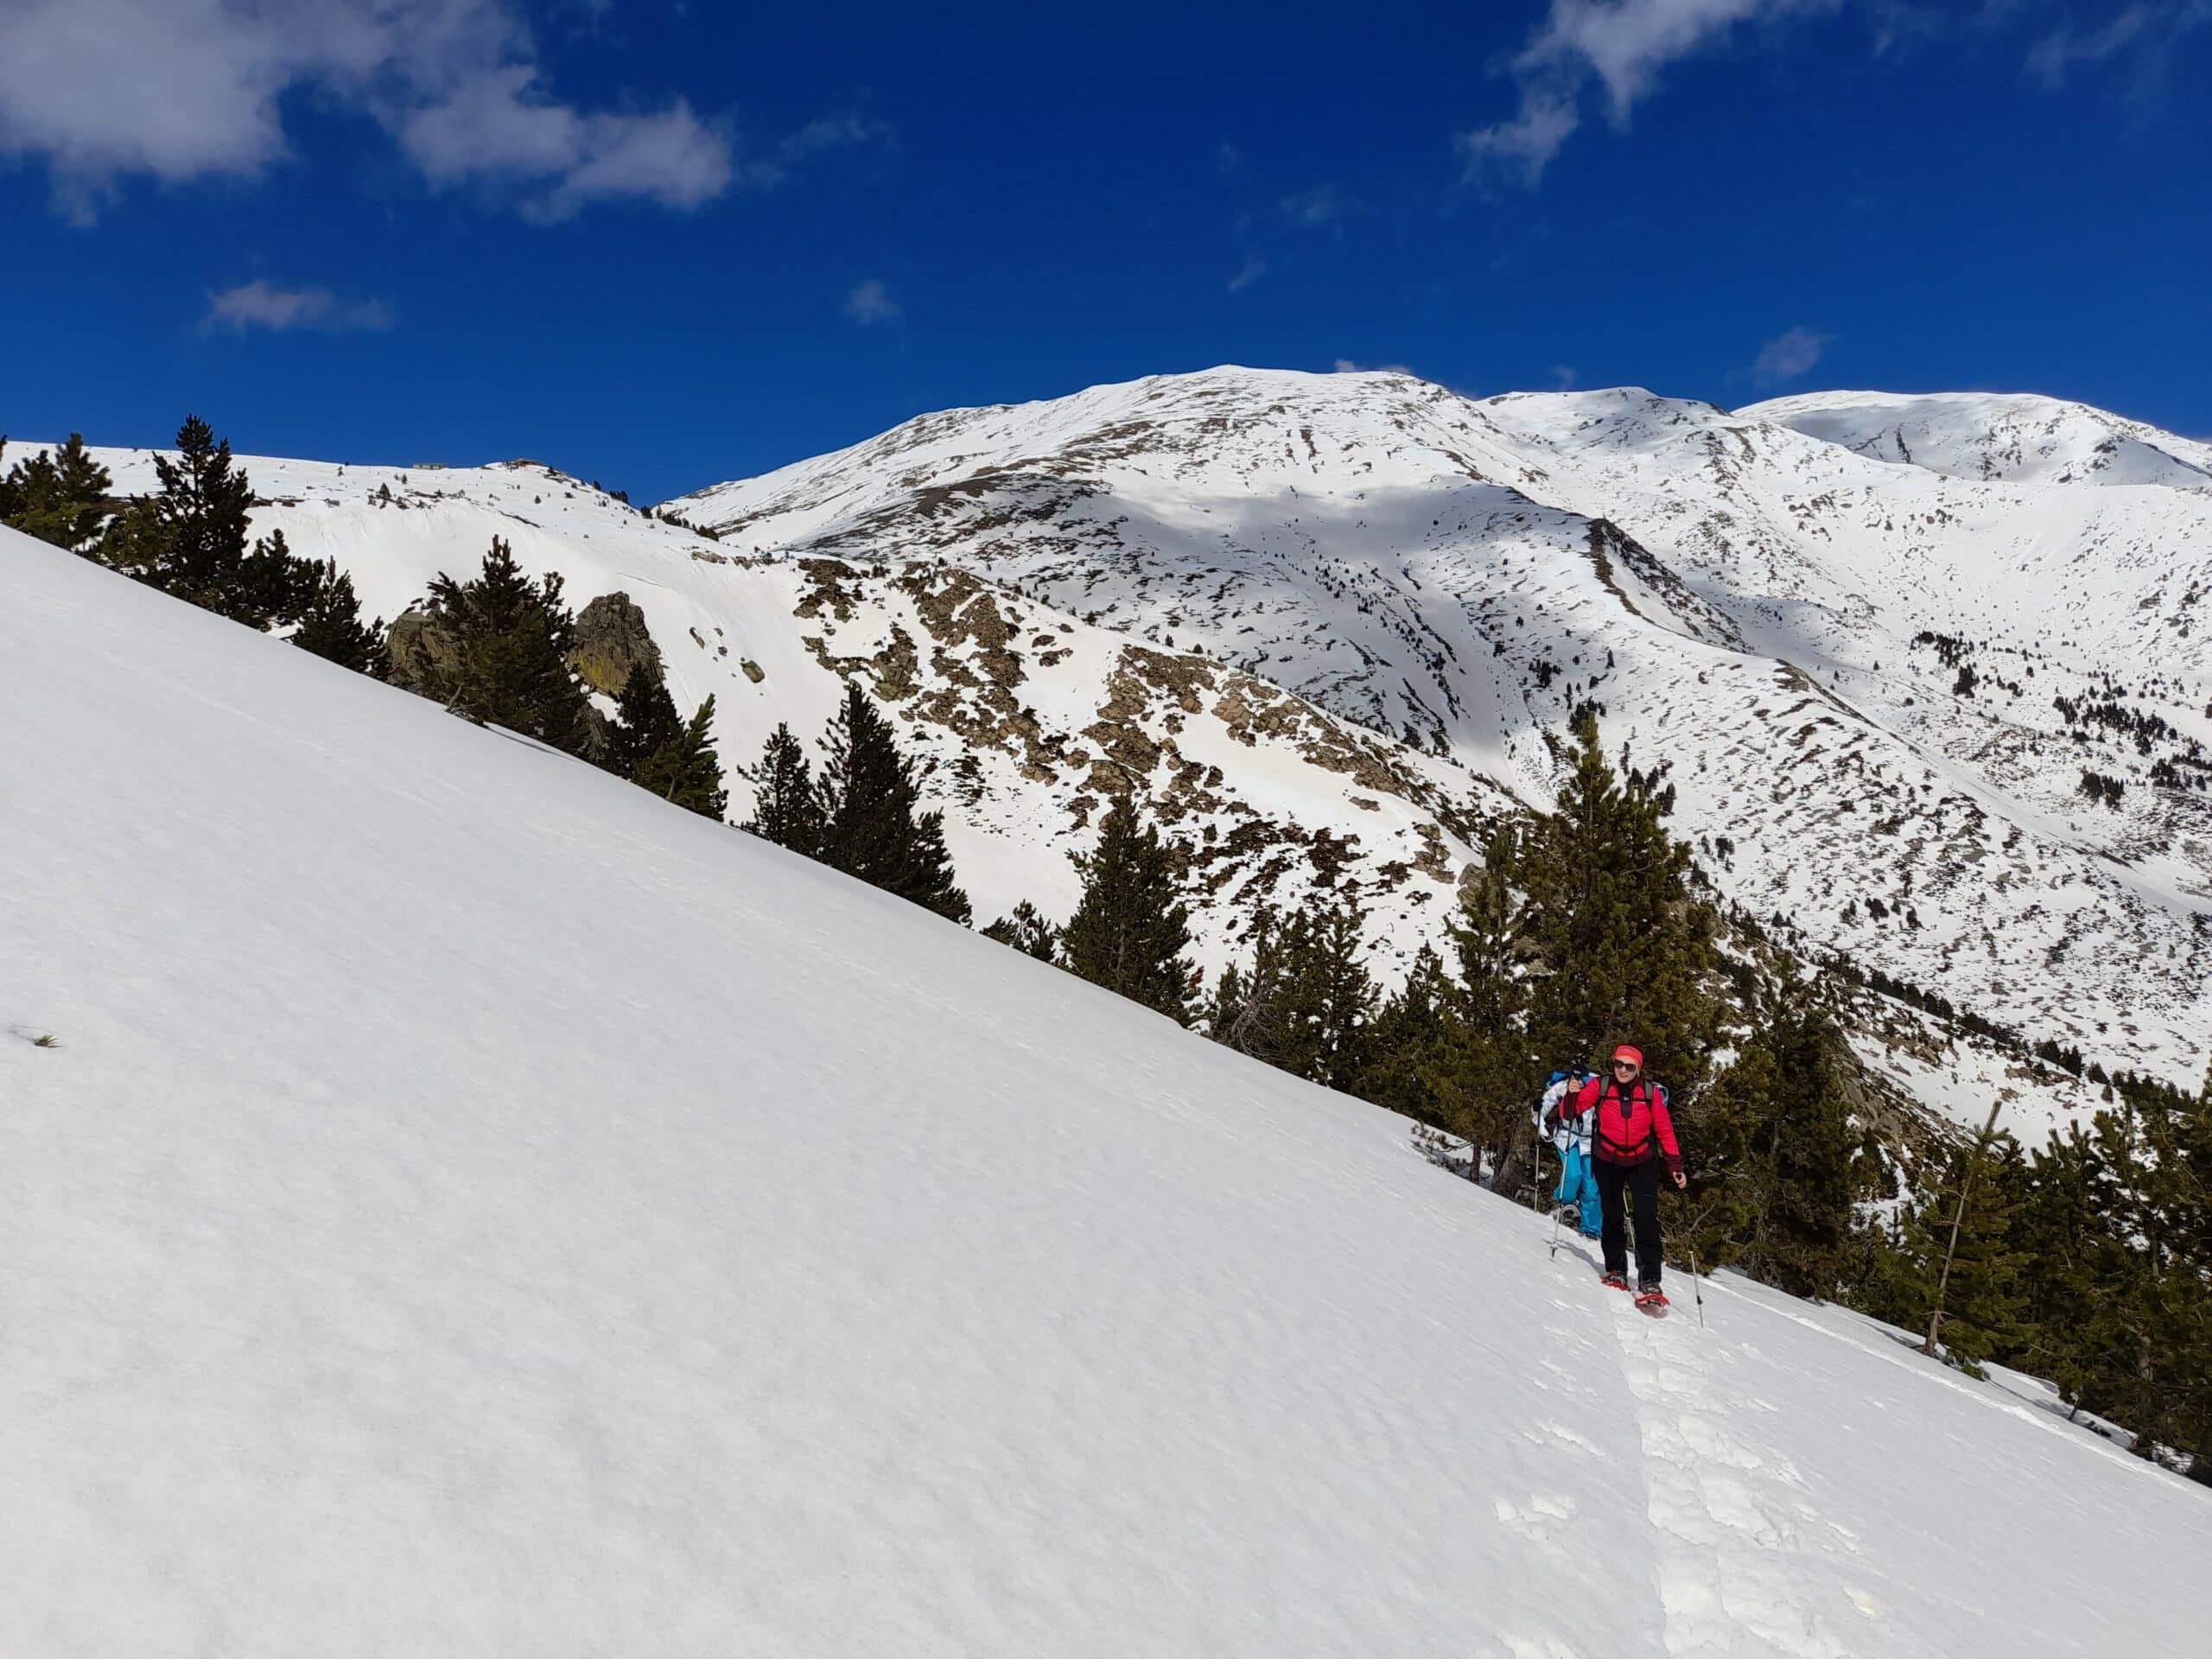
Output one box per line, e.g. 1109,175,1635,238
1573,1043,1685,1300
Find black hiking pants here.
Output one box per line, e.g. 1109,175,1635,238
1595,1156,1662,1287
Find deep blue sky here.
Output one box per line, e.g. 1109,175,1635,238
3,1,2208,502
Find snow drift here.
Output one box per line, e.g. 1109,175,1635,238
3,530,2205,1656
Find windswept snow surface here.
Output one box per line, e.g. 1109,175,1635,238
5,531,2207,1656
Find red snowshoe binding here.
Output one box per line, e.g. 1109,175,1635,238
1634,1284,1669,1313
1600,1271,1630,1291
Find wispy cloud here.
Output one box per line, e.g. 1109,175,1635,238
1227,255,1268,293
1548,364,1579,391
1751,325,1832,385
1458,0,1840,188
202,280,391,334
762,111,892,182
1281,182,1351,231
845,278,899,325
1455,92,1580,188
0,0,874,223
2024,1,2211,89
1459,0,2212,188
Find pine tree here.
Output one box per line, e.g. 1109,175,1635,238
233,525,320,630
405,537,594,753
109,416,246,594
1207,906,1293,1061
1681,981,1859,1296
1211,901,1376,1090
99,416,316,627
739,722,825,857
289,558,386,675
605,661,683,778
2003,1124,2123,1412
631,695,728,819
0,433,112,550
1518,711,1719,1096
1908,1112,2031,1374
1432,822,1540,1192
2079,1084,2212,1464
983,900,1061,962
1357,945,1459,1126
1282,904,1378,1091
816,683,969,922
1060,796,1194,1023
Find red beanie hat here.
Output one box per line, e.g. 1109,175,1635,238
1612,1044,1644,1067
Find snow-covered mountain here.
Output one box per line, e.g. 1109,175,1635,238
6,529,2206,1657
1745,389,2212,489
665,368,2212,1095
19,365,2209,1130
13,441,1502,971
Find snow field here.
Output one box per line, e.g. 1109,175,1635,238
5,531,2209,1656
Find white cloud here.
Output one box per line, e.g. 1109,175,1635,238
1529,0,1835,116
1751,325,1832,385
1548,364,1579,391
397,66,731,219
0,0,835,221
203,281,391,333
845,279,899,325
1227,255,1268,293
1459,0,1838,188
1455,91,1581,186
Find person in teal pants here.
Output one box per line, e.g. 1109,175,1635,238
1540,1069,1603,1238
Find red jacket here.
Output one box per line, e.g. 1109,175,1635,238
1573,1075,1682,1175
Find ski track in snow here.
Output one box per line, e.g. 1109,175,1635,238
1612,1292,1878,1659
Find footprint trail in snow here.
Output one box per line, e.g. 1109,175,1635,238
1612,1290,1882,1658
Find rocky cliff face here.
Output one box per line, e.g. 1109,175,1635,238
569,593,661,696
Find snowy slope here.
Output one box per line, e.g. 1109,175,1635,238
1743,390,2212,489
10,444,1503,976
664,369,2212,1091
5,529,2207,1656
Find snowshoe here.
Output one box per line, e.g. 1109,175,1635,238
1600,1271,1630,1291
1634,1285,1669,1316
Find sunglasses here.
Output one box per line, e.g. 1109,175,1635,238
1611,1060,1639,1071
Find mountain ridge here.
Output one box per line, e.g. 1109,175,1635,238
13,366,2208,1122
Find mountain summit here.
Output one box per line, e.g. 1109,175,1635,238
665,367,2212,1096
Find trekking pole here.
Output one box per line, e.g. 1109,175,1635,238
1689,1245,1707,1330
1548,1204,1565,1261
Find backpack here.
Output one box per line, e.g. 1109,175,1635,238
1590,1077,1671,1165
1540,1069,1598,1152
